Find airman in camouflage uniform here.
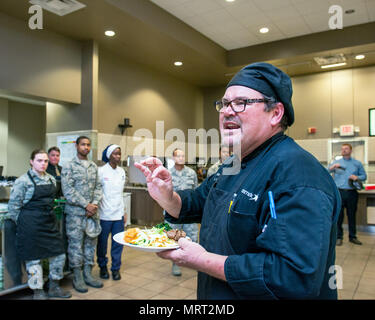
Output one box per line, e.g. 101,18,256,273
165,149,199,276
207,160,221,178
8,152,71,299
207,146,231,178
167,165,199,242
8,171,66,288
61,136,103,293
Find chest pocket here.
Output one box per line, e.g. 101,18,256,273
227,194,261,253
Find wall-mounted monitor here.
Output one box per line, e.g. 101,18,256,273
369,108,375,136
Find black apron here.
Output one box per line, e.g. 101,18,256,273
198,136,285,299
16,172,65,261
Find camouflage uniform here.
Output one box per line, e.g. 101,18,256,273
61,156,102,269
207,161,221,178
7,169,56,223
26,254,66,290
166,166,199,242
7,169,66,289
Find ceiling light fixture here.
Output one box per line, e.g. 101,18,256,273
355,54,365,60
321,62,347,69
226,0,235,2
105,30,115,37
259,27,269,34
174,61,183,66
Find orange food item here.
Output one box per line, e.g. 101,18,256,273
124,228,139,243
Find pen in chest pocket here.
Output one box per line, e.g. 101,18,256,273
268,191,277,219
228,193,237,214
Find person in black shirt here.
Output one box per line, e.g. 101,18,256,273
46,146,63,197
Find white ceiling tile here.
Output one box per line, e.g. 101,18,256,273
160,4,196,19
294,0,332,15
245,21,284,36
256,31,288,44
149,0,375,50
182,15,209,29
239,12,273,28
213,21,243,34
365,0,375,20
303,12,332,32
252,0,292,11
223,1,262,17
265,5,301,22
291,0,313,4
180,0,219,16
274,17,312,34
199,8,232,26
212,0,251,8
150,0,190,9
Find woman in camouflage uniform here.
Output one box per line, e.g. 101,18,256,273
8,149,71,300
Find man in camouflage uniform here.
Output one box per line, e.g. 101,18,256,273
166,148,199,276
207,145,231,178
61,136,103,293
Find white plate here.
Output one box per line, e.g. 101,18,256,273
113,231,180,253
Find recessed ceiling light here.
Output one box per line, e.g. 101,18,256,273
355,54,365,60
174,61,183,66
321,62,347,69
259,27,269,34
226,0,235,2
105,30,115,37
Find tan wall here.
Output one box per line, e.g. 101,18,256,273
289,72,332,139
0,12,81,104
0,98,8,175
202,65,375,140
98,48,204,138
291,66,375,139
202,86,224,132
7,101,46,176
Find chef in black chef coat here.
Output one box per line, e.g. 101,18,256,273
135,62,341,300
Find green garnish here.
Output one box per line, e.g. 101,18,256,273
154,222,172,231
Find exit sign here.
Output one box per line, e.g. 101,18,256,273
340,124,354,136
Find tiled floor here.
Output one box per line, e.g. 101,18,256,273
3,230,375,300
336,231,375,299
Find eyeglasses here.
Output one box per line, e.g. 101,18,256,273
214,98,272,113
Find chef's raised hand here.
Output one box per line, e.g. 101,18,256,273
134,157,180,215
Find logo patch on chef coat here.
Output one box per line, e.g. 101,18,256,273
241,189,259,202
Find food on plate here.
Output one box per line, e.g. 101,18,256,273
123,223,187,248
166,229,186,241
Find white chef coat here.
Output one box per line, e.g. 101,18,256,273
98,163,126,221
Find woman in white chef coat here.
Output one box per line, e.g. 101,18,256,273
96,144,126,281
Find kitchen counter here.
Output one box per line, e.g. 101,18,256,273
124,187,164,226
355,190,375,227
